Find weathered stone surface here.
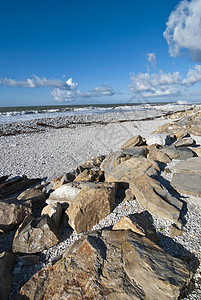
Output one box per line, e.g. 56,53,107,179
148,144,172,163
74,168,104,182
15,230,192,300
171,173,201,196
153,122,180,135
100,151,130,178
122,146,148,157
173,137,196,148
160,146,196,160
192,146,201,157
105,157,160,184
169,224,184,238
0,199,31,232
174,129,189,140
12,215,59,254
51,172,76,190
41,203,62,228
131,175,182,223
66,182,117,233
0,251,16,300
172,157,201,173
78,155,106,169
112,212,158,243
121,135,145,150
146,134,171,146
17,185,46,209
0,176,40,199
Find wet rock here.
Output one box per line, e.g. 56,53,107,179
112,212,158,243
173,137,196,148
12,215,59,254
15,229,193,300
131,175,182,224
121,135,145,150
146,134,171,146
66,182,117,233
0,251,16,300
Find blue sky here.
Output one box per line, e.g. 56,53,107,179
1,0,201,106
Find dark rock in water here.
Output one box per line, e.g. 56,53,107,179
12,215,59,254
0,251,16,300
15,229,193,300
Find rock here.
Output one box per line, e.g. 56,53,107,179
172,157,201,173
74,168,104,182
173,137,196,148
187,118,201,136
100,151,130,178
146,134,171,146
121,135,145,150
171,173,201,197
0,175,9,184
79,155,106,169
174,129,189,140
12,215,59,254
66,182,117,233
192,146,201,157
0,198,31,232
0,176,40,199
105,157,160,184
160,146,197,160
122,146,148,157
131,175,182,224
17,185,46,209
18,255,40,266
51,172,76,190
154,122,181,135
148,144,172,164
112,212,158,243
15,229,193,300
0,251,16,300
169,224,184,238
41,203,62,228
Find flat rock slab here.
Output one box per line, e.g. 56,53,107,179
15,229,193,300
160,146,196,160
171,173,201,197
172,157,201,173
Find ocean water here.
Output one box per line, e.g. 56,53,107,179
0,101,195,124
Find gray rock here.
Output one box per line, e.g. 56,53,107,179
173,137,196,148
172,157,201,173
160,146,196,160
171,173,201,196
122,146,148,157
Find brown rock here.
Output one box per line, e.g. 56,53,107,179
122,146,148,158
173,137,196,148
174,129,189,140
74,168,104,182
105,157,160,184
66,182,117,233
169,224,184,238
51,172,76,190
41,203,62,228
160,146,196,160
12,215,59,254
131,175,182,223
192,146,201,157
15,230,193,300
0,199,31,232
17,184,46,209
0,251,16,300
121,135,145,150
112,212,158,243
148,144,172,163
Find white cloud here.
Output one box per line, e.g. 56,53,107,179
51,85,115,101
147,53,156,67
163,0,201,61
130,64,201,97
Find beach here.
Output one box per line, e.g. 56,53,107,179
0,103,201,299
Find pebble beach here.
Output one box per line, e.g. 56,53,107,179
0,103,201,299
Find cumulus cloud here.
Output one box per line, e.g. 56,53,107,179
163,0,201,61
147,53,156,67
51,85,115,101
130,64,201,97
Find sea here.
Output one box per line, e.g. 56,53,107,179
0,101,198,124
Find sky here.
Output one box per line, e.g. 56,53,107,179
1,0,201,106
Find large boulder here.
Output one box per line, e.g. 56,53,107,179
15,229,193,300
173,137,196,148
105,157,160,184
131,175,182,224
172,157,201,173
17,184,46,209
12,215,59,254
66,182,117,233
121,135,145,150
0,198,31,232
148,145,172,164
74,168,104,182
122,146,148,158
160,146,196,160
0,252,16,300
